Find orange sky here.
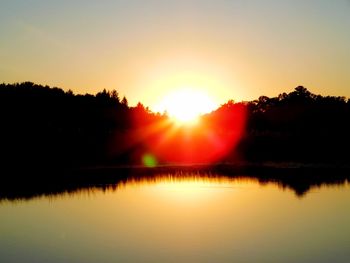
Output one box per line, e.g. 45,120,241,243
1,1,350,110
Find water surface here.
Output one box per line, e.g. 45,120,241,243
1,173,350,263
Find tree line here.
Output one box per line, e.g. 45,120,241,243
240,86,350,163
0,82,349,173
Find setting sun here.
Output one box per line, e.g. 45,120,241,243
155,88,217,124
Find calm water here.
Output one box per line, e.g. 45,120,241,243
1,174,350,263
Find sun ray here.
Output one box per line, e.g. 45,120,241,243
155,88,217,125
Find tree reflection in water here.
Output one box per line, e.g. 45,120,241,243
1,165,349,201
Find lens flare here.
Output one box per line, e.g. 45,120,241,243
146,102,247,164
142,153,158,168
117,99,247,165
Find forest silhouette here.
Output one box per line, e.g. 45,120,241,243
0,82,349,192
1,82,349,166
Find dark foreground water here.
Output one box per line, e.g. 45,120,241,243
1,173,350,263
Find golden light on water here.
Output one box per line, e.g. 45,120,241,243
152,178,242,204
119,174,246,205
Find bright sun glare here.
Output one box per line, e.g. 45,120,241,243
156,88,217,124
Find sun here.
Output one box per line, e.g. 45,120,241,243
156,88,217,125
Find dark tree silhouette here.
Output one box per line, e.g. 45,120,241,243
0,82,349,184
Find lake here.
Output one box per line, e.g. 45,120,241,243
1,172,350,263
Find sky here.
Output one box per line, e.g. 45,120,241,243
1,0,350,109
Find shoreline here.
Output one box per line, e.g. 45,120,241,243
1,163,350,200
